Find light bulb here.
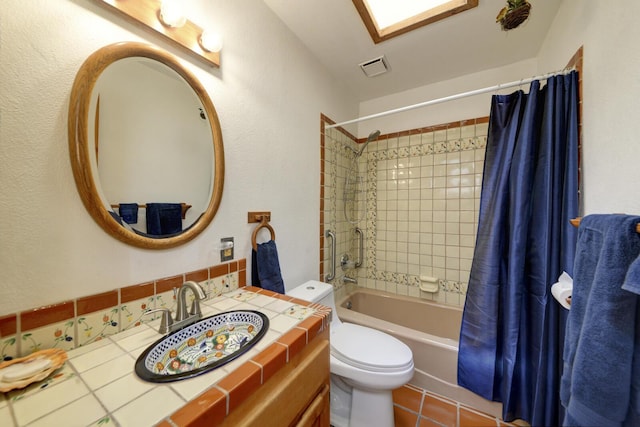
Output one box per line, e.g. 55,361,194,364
159,0,186,28
199,31,223,53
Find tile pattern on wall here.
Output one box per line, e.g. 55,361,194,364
364,122,487,307
322,117,489,308
0,260,247,360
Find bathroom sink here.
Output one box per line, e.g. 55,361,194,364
135,310,269,383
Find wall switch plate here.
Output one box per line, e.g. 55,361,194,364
220,237,234,261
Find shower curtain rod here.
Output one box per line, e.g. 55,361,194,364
325,68,575,129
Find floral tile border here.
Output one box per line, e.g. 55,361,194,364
205,272,239,298
120,296,157,332
20,320,76,354
76,309,120,347
1,337,17,361
1,260,247,359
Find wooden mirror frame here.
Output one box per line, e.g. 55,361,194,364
68,41,224,249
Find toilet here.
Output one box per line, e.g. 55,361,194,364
287,280,414,427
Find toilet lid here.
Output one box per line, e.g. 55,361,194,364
331,323,413,373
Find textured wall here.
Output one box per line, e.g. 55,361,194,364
0,0,357,314
537,0,640,215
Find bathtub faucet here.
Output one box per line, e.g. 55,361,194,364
343,276,357,285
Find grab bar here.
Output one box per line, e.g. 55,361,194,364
355,227,363,268
325,229,336,281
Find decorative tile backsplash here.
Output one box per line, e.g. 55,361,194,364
323,118,488,307
0,286,330,427
0,260,247,360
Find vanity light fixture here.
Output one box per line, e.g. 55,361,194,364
159,0,186,28
199,30,223,53
94,0,220,68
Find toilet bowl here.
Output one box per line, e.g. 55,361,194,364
287,280,414,427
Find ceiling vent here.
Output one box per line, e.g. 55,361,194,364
359,55,390,77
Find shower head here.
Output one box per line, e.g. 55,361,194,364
367,129,381,141
357,130,380,156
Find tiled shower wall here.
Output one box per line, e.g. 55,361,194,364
322,118,488,308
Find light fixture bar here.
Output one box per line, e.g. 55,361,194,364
95,0,220,68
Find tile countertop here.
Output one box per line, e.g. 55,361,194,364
0,286,330,427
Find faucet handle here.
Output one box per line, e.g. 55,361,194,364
189,299,202,318
143,308,174,334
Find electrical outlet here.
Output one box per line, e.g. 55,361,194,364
220,237,234,261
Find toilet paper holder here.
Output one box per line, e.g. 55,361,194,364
551,271,573,310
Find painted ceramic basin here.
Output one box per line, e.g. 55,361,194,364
135,310,269,382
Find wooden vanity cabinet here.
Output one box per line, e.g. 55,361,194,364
221,335,330,427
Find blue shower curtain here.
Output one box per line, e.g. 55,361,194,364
457,71,579,425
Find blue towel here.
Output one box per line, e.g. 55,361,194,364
118,203,139,224
561,214,640,427
624,254,640,427
146,203,183,236
255,240,285,294
108,210,123,225
251,249,260,286
623,254,640,295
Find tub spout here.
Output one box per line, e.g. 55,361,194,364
343,276,357,284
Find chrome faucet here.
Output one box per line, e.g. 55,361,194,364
144,281,207,334
175,281,207,322
342,276,357,284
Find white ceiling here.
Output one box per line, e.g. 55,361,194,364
263,0,562,102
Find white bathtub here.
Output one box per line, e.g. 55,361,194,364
336,288,502,417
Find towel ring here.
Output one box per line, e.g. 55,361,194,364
251,217,276,251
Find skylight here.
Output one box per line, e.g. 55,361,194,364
367,0,451,29
352,0,478,44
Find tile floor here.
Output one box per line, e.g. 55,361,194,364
392,383,523,427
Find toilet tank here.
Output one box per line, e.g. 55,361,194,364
287,280,335,310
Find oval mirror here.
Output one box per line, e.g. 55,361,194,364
69,42,224,249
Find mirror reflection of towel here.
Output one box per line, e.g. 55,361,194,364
118,203,138,224
253,240,284,294
146,203,182,236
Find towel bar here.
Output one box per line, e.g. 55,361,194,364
251,214,276,251
571,217,640,233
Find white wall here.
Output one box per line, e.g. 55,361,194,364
537,0,640,215
0,0,357,314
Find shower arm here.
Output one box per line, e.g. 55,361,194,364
355,227,363,268
325,230,336,281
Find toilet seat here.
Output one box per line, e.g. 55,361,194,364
331,323,413,373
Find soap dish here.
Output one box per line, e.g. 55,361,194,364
0,348,68,392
